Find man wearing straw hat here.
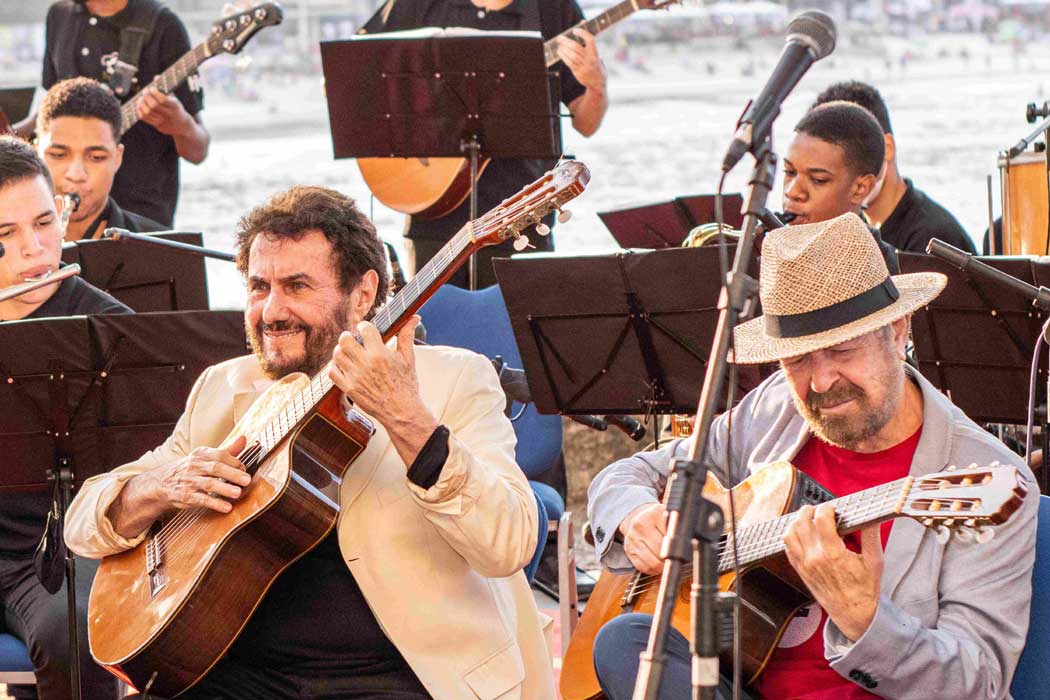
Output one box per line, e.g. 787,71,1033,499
588,213,1038,699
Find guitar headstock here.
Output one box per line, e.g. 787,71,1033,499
469,160,590,250
206,3,285,57
902,464,1027,543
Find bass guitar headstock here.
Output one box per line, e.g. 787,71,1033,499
207,2,285,57
469,160,590,252
902,464,1027,544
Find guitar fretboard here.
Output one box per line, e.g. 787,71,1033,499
544,0,640,67
621,477,911,605
119,43,210,136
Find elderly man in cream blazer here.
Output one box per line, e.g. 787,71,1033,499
64,186,554,700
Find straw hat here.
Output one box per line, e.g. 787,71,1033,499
732,213,946,364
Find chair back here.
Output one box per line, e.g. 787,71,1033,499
1012,494,1050,699
419,284,562,478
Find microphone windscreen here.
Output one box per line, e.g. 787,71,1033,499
787,10,836,60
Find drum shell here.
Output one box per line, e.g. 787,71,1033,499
999,151,1050,256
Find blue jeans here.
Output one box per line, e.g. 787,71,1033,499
593,613,755,700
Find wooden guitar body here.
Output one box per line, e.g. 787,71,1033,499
88,375,374,697
357,156,492,220
561,463,823,700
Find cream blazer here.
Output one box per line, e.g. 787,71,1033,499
65,344,556,700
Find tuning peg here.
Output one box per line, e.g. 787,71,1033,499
955,528,975,544
936,525,951,545
921,517,935,528
512,235,531,252
557,208,572,224
975,526,995,544
945,465,957,472
536,222,551,236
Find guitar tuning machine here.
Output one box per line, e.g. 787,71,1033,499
975,526,995,544
955,528,975,544
935,525,951,545
513,235,531,252
535,222,551,236
556,207,572,224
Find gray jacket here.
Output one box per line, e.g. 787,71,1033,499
588,367,1038,699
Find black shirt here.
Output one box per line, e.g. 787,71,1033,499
878,179,975,255
43,0,204,227
83,196,167,240
199,533,430,700
365,0,587,245
0,276,131,559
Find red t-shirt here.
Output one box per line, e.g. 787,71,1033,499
752,426,921,700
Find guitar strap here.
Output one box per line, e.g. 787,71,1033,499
105,0,163,99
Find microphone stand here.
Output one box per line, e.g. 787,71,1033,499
633,137,776,700
100,228,236,262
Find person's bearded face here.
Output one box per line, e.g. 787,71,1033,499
246,303,350,379
782,328,904,450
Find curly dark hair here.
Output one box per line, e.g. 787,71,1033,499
37,77,123,141
812,80,893,135
794,101,885,178
235,186,390,318
0,135,53,194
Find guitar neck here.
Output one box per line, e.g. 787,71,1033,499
544,0,640,67
251,226,480,457
718,477,912,572
119,42,210,136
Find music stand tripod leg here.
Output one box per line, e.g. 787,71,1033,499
49,458,83,700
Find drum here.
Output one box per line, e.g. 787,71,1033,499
999,150,1050,255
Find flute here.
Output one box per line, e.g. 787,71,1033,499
0,264,81,303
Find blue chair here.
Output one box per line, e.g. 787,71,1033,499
0,631,36,686
1011,494,1050,699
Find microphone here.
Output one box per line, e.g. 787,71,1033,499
489,357,620,434
927,238,1050,311
603,414,646,441
722,10,837,172
570,414,608,432
492,357,532,404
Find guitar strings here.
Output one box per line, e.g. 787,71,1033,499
623,482,988,602
621,480,909,601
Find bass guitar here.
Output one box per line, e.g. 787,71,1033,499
117,2,284,136
357,0,680,220
86,160,591,698
559,460,1027,700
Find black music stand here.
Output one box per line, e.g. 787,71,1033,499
598,194,745,249
62,233,210,311
320,29,560,289
0,86,35,124
493,247,766,420
0,311,247,696
899,252,1050,488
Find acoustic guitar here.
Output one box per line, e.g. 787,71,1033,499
559,460,1027,700
86,160,590,698
116,2,284,136
356,0,680,220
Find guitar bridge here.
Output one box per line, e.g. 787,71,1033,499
144,523,168,597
